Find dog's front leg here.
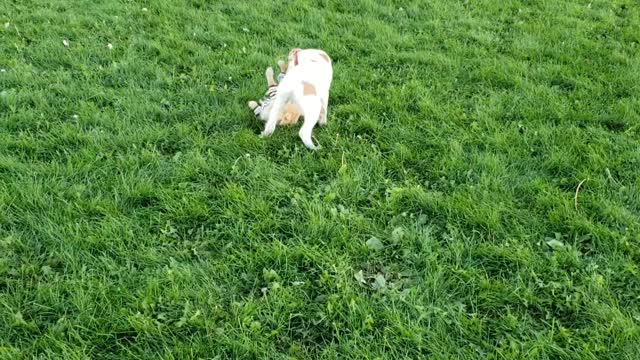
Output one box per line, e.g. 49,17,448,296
260,95,285,138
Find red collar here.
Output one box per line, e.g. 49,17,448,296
293,51,299,66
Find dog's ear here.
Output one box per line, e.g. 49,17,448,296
281,105,301,125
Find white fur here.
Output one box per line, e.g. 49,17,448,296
260,49,333,150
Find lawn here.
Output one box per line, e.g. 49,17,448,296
1,0,639,358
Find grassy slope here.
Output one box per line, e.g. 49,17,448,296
1,0,639,358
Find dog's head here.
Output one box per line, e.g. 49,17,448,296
248,97,272,122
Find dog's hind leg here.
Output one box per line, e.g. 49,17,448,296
318,94,329,126
298,96,322,150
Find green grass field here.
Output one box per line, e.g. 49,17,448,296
1,0,640,358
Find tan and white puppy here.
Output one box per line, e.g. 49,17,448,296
248,61,301,126
260,48,333,150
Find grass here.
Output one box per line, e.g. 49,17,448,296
1,0,639,358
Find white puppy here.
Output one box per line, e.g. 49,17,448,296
260,48,333,150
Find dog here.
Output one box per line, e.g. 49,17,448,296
259,48,333,150
247,61,301,126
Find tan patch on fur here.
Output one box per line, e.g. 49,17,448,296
319,53,331,63
279,105,301,126
303,82,316,96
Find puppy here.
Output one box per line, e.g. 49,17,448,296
248,62,301,126
260,48,333,150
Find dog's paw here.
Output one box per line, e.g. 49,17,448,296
260,127,275,138
248,101,258,109
299,136,320,150
304,143,321,151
